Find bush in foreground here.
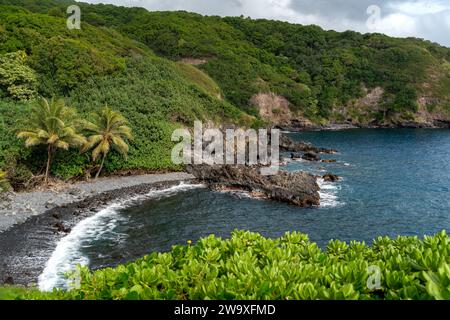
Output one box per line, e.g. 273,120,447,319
26,230,450,300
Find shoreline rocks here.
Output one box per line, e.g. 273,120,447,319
302,152,320,162
186,164,320,207
0,179,199,286
278,119,450,132
280,133,337,154
322,159,337,163
323,173,340,182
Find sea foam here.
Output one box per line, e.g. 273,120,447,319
38,183,204,291
317,178,343,208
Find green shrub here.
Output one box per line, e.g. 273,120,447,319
0,170,9,192
424,263,450,300
0,51,37,100
24,230,450,300
0,286,38,300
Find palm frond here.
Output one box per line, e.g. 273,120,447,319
47,134,59,144
67,133,87,147
17,97,86,151
83,106,132,163
111,136,129,155
92,141,109,161
17,131,38,139
112,125,133,140
82,134,103,153
55,140,70,150
25,137,45,147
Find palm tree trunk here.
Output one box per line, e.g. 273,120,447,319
45,145,53,184
95,153,107,180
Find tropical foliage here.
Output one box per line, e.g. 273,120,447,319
17,230,450,300
0,51,37,100
1,0,449,185
0,5,250,187
17,98,86,183
2,0,450,119
83,107,132,179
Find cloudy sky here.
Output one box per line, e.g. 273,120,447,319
85,0,450,47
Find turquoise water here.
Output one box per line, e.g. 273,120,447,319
41,129,450,282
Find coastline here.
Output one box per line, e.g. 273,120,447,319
277,121,450,132
0,172,194,234
0,128,329,287
2,127,447,287
0,173,196,286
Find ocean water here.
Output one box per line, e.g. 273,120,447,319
39,129,450,290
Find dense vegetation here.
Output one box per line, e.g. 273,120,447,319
3,0,450,119
8,230,448,300
0,3,250,187
0,0,449,186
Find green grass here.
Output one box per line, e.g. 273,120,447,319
176,62,223,99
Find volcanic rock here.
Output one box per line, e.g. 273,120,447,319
302,152,320,162
280,134,337,154
54,222,71,233
186,164,320,207
323,173,340,182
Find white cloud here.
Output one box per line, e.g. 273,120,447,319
376,13,418,37
389,0,449,15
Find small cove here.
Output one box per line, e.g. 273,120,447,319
39,129,450,290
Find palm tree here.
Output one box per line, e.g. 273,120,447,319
17,97,86,183
83,107,132,179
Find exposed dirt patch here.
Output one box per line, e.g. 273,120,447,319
338,86,384,124
356,87,384,109
416,97,450,126
180,57,210,65
250,92,292,125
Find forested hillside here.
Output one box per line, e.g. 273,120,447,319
1,0,449,187
0,2,250,188
3,0,449,125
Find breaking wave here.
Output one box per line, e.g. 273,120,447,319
38,183,205,291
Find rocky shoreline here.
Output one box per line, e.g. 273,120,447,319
0,173,194,233
0,174,196,286
278,120,450,131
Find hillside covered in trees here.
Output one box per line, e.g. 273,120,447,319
1,0,450,187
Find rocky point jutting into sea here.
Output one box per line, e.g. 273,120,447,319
184,132,339,207
187,164,320,207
